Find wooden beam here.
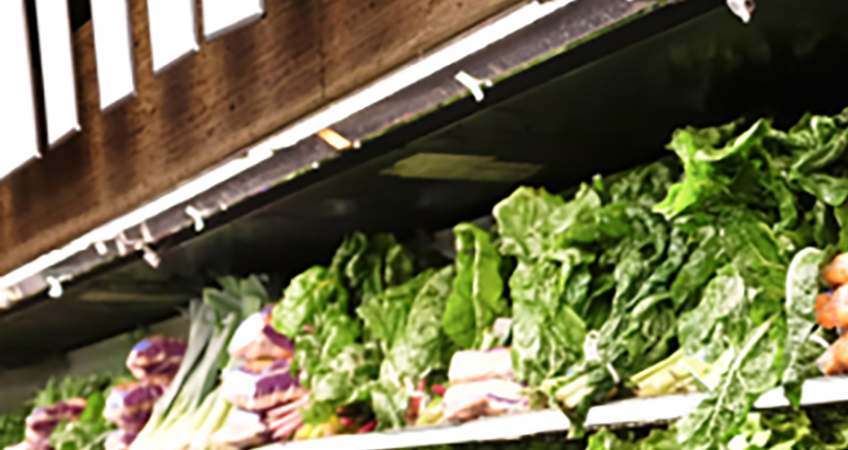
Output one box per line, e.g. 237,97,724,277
0,0,521,275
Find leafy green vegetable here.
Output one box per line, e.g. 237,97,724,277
357,270,432,353
0,412,26,449
273,266,348,337
33,375,112,410
654,119,770,218
494,185,601,385
383,266,456,384
49,391,113,450
443,223,507,349
587,428,678,450
678,264,748,357
781,248,824,408
510,258,587,386
677,317,781,450
294,301,375,426
330,232,415,304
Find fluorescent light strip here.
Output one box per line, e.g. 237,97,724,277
147,0,199,73
0,0,575,292
90,0,136,110
202,0,265,41
0,0,41,180
35,0,81,147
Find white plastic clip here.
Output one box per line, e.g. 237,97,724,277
142,245,161,268
140,221,155,243
185,205,205,232
46,274,71,298
726,0,755,23
455,71,492,102
94,241,109,256
115,231,131,256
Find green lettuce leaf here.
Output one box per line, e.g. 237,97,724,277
677,317,782,450
272,266,348,337
443,223,507,349
781,247,824,408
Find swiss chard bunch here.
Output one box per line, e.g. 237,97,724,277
648,110,848,449
277,233,449,429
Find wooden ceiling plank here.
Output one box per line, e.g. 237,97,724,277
0,0,523,277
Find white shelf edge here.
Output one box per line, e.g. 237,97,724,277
256,376,848,450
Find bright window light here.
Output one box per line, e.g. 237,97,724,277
147,0,199,73
202,0,265,41
90,0,136,110
0,0,40,180
35,0,81,147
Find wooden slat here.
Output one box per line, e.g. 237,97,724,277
0,0,521,276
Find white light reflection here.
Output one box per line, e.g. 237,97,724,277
90,0,136,110
0,0,40,180
35,0,80,147
147,0,199,73
202,0,265,41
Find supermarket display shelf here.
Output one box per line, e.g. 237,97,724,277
4,0,848,371
257,376,848,450
0,0,706,367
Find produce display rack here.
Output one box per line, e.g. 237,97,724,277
252,376,848,450
4,0,848,446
